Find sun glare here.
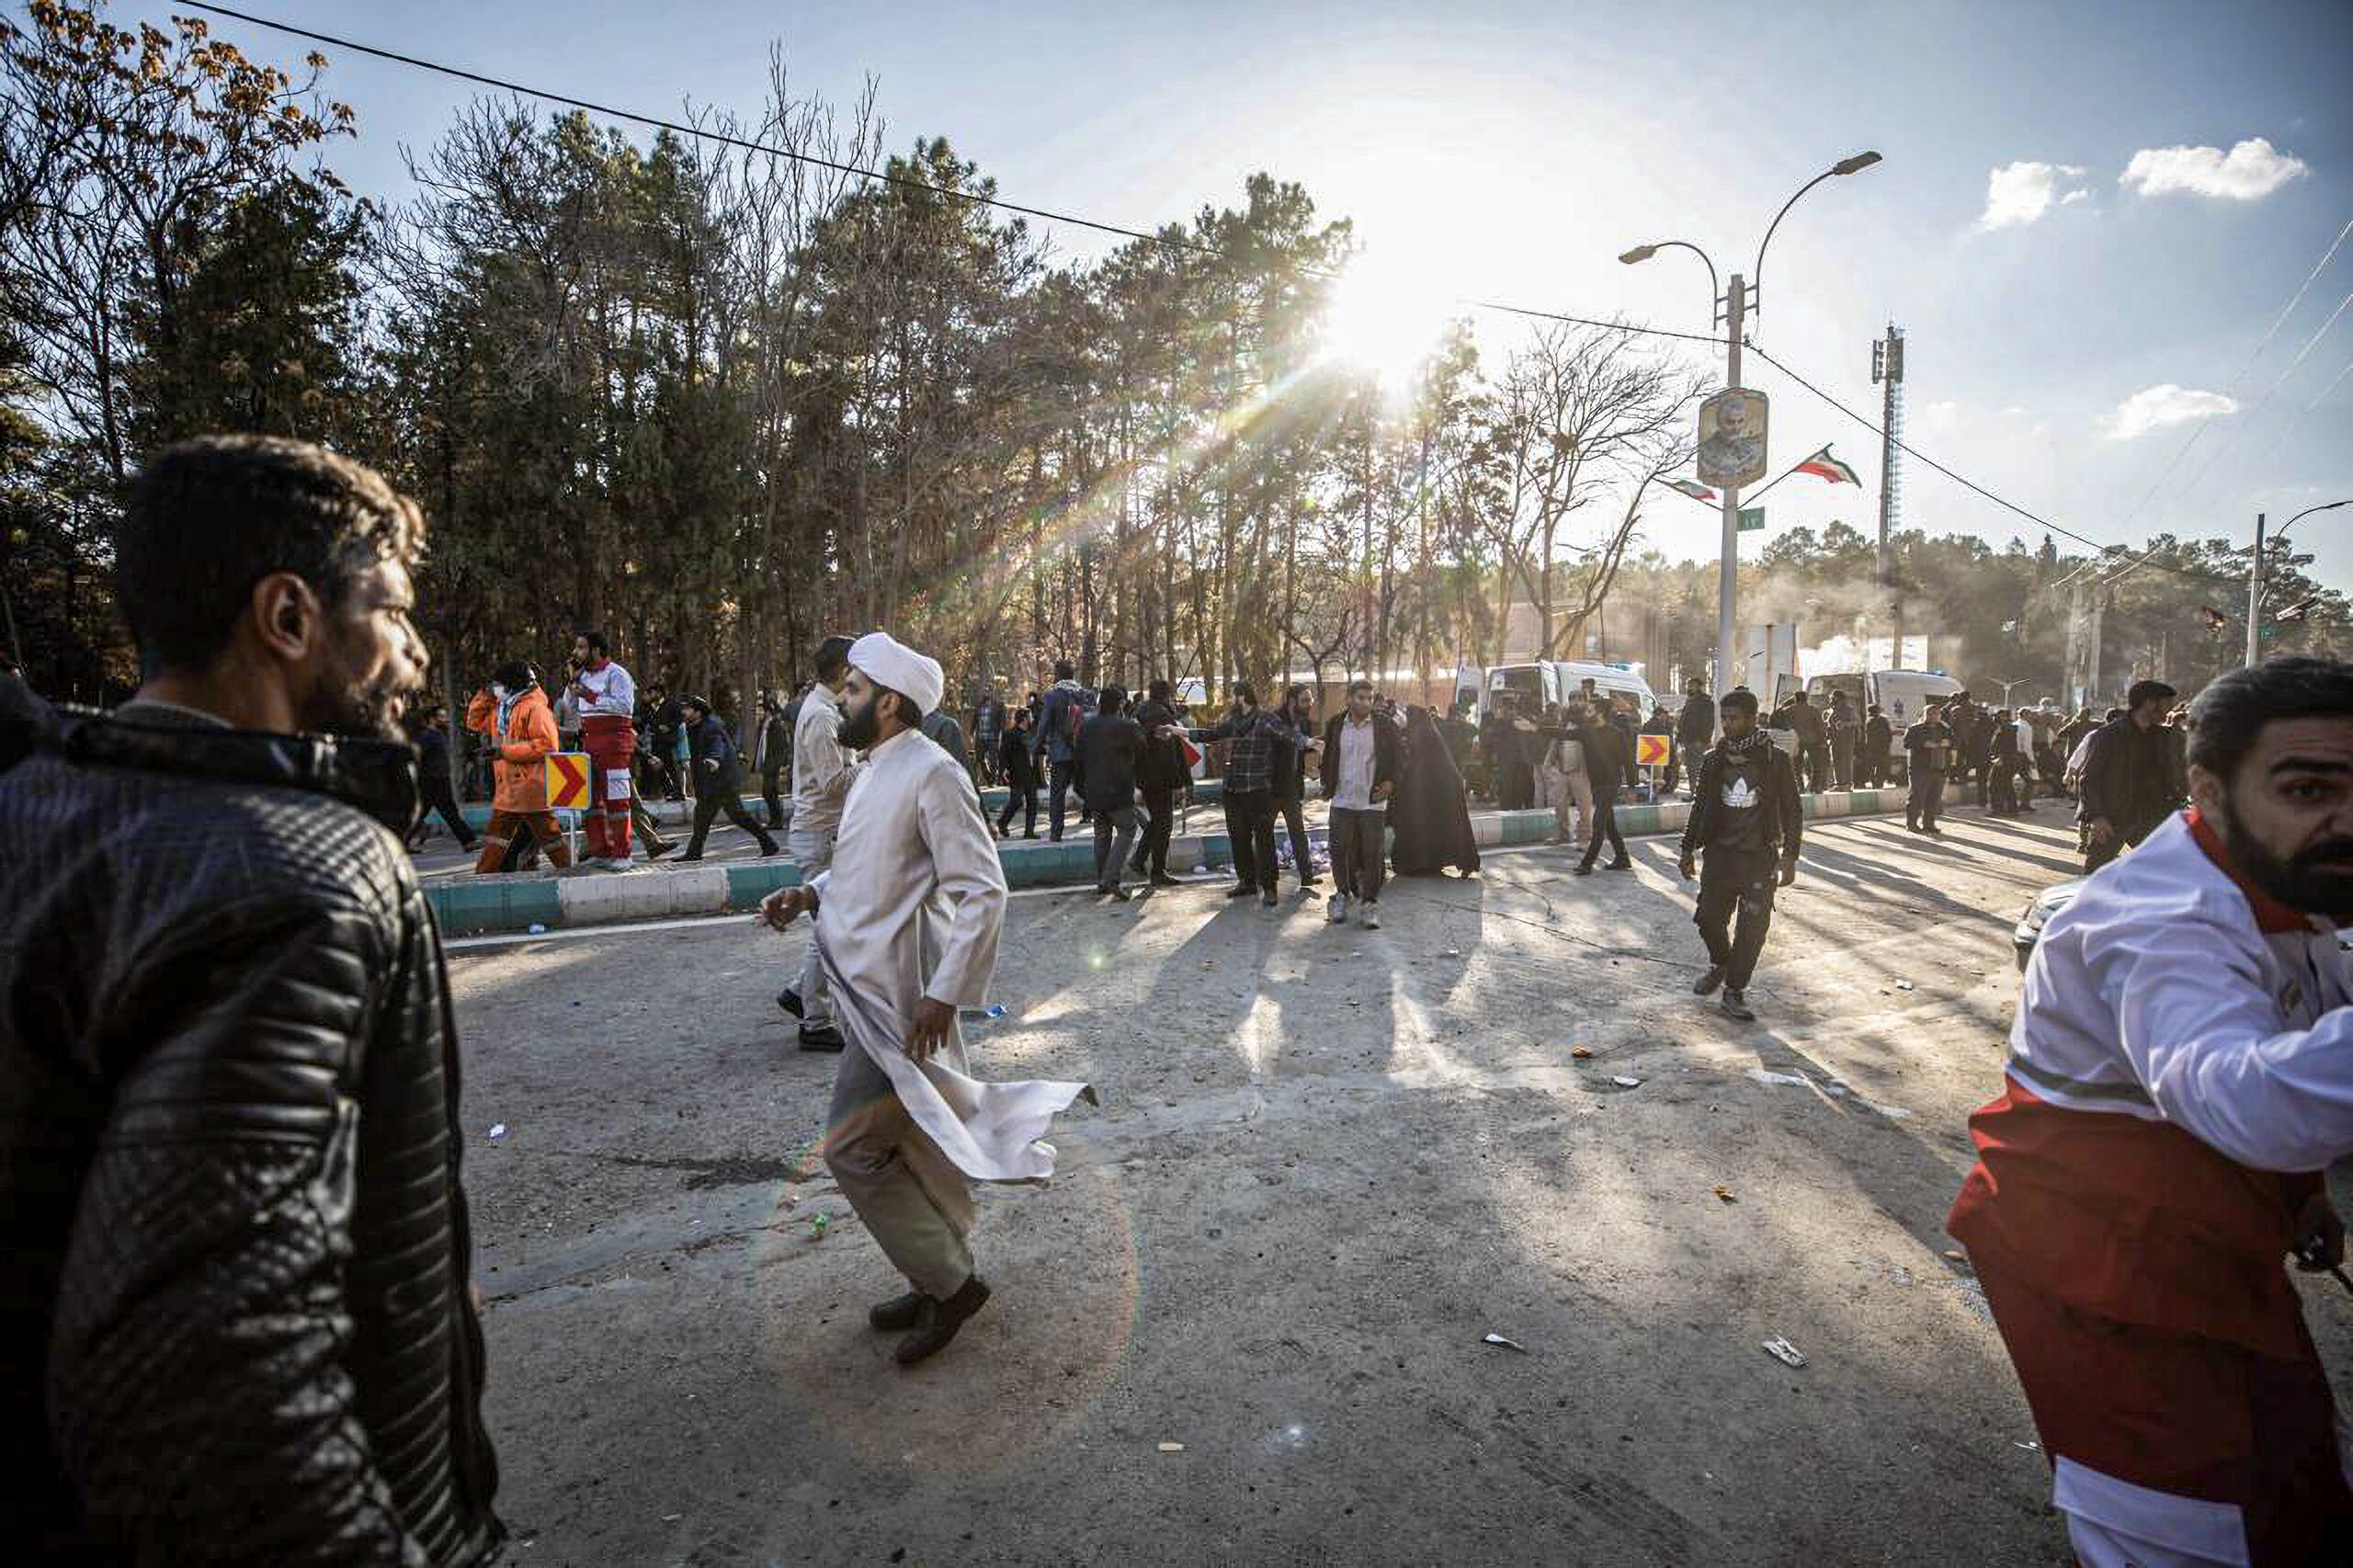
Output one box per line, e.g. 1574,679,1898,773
1321,257,1454,388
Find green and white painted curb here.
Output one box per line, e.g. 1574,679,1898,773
427,785,1952,937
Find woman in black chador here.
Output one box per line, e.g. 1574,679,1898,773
1390,705,1482,877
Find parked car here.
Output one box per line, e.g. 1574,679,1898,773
2013,878,2086,971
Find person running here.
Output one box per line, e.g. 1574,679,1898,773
677,695,780,860
406,703,480,853
1677,687,1802,1023
466,660,573,872
1949,658,2353,1564
1320,677,1401,928
756,632,1088,1365
1904,700,1955,835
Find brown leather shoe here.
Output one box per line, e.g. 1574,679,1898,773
869,1290,926,1332
894,1276,991,1365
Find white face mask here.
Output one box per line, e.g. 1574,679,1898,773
492,683,511,701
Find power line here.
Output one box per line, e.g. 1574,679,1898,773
1743,343,2237,586
186,3,1739,359
184,2,2183,577
2102,216,2352,578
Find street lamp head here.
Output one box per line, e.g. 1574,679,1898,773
1619,244,1657,265
1832,151,1883,176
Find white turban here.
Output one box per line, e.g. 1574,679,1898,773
847,631,944,719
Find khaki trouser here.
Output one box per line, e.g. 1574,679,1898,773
1553,767,1593,843
787,825,836,1023
823,1037,975,1301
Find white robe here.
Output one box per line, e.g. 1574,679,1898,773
812,727,1091,1184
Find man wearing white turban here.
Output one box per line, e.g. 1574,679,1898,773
760,631,1091,1364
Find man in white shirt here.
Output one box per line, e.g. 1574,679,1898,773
1317,679,1400,929
1950,658,2353,1565
779,635,858,1050
566,630,638,863
758,631,1088,1365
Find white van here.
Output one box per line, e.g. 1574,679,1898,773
1802,669,1963,731
1484,660,1659,719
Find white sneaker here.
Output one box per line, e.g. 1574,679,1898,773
1326,892,1349,924
1358,904,1381,929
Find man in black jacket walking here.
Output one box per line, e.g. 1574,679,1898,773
678,695,781,859
2077,678,2182,871
1571,701,1633,876
1678,687,1802,1022
1077,685,1146,898
0,437,502,1563
995,706,1040,839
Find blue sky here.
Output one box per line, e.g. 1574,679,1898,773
153,0,2353,591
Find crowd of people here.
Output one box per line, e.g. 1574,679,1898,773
7,434,2353,1564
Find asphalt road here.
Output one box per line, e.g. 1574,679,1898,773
445,809,2353,1566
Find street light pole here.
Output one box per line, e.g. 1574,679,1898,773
1620,150,1881,700
1718,274,1746,699
2250,498,2353,666
2246,512,2266,669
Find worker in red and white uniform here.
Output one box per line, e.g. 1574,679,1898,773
1949,657,2353,1567
567,629,638,862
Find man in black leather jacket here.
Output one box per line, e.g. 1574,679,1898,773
0,436,503,1564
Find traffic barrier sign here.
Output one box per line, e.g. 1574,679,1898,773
1634,733,1672,767
546,751,590,811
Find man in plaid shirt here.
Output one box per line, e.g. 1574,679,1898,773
1164,681,1314,907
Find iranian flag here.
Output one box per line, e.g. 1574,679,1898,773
1663,477,1717,503
1793,445,1861,485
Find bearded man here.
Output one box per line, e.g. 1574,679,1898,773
1949,657,2353,1566
0,437,502,1561
760,631,1090,1365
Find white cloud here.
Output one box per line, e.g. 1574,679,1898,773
2103,383,2240,441
2120,138,2309,201
1976,160,2091,230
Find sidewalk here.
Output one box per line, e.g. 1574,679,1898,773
426,783,1958,937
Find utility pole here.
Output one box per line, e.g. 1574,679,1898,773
1872,324,1905,661
2245,511,2266,669
2086,589,2106,706
1715,272,1746,697
2063,579,2084,706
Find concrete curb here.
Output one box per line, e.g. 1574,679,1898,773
449,777,1233,830
426,784,1964,937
